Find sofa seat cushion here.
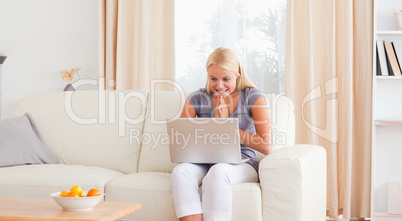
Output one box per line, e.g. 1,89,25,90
105,172,262,221
232,183,262,221
0,164,124,199
105,172,177,221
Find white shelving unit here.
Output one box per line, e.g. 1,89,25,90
372,1,402,220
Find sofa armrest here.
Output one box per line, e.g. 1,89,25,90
259,144,326,221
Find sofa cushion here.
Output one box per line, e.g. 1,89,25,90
265,93,295,150
232,183,262,221
137,91,190,173
15,90,148,174
0,164,124,199
0,114,57,167
105,172,262,221
256,94,295,161
105,172,177,221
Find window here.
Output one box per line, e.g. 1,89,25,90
175,0,287,94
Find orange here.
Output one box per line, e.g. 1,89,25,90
70,185,82,197
59,190,68,197
86,188,101,197
66,191,80,197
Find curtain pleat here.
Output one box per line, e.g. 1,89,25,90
285,0,373,219
99,0,175,91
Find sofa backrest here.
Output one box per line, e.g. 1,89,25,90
15,90,148,174
137,91,295,173
15,90,295,174
256,93,295,161
137,91,188,173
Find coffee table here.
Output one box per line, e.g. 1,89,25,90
0,198,142,221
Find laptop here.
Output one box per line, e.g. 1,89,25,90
166,118,250,164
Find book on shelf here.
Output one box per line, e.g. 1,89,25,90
392,42,402,77
384,41,402,76
376,40,389,76
376,50,381,76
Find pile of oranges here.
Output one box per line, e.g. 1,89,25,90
59,185,101,197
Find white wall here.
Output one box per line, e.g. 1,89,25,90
0,0,98,118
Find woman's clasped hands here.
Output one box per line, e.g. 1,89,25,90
214,96,229,118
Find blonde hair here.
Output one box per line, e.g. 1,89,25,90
205,47,256,94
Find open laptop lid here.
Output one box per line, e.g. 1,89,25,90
166,118,248,164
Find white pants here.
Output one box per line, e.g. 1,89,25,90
170,163,258,221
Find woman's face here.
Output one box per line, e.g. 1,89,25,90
207,64,238,97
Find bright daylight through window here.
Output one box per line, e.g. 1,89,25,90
175,0,287,94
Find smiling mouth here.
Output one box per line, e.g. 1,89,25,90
215,89,228,93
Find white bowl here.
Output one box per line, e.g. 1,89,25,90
50,192,104,211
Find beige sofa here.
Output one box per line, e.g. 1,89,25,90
0,90,326,221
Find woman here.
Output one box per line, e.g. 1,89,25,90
170,47,272,221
